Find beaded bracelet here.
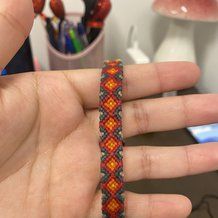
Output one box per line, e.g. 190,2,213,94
99,60,125,217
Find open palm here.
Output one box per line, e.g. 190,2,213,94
1,1,218,218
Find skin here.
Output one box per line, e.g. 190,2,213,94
0,0,218,217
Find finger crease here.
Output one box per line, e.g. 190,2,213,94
123,67,129,99
180,96,190,127
0,11,27,39
183,146,192,176
62,71,84,107
141,146,152,179
24,72,42,212
153,63,164,94
132,101,150,135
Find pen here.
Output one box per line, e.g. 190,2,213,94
33,0,46,15
45,18,58,49
89,0,112,22
50,0,66,19
87,0,112,43
82,0,98,27
58,19,66,53
65,34,76,54
77,23,89,47
69,28,84,53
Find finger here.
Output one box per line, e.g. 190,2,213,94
0,0,34,69
122,94,218,137
89,191,192,218
124,143,218,182
125,192,191,218
88,94,218,138
66,62,200,108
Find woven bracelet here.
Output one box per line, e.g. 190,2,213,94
99,59,125,217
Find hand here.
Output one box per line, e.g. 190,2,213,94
1,1,218,217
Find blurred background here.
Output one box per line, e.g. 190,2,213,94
30,0,218,93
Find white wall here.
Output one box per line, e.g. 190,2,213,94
30,0,218,93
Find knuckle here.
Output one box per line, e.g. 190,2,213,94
153,63,164,93
132,101,149,135
180,96,190,127
183,146,192,176
122,73,129,99
141,146,153,179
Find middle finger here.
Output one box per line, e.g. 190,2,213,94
88,94,218,138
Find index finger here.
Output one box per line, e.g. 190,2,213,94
65,62,200,109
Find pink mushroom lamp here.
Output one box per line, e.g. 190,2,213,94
152,0,218,96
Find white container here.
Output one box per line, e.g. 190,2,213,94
47,30,104,70
46,13,105,70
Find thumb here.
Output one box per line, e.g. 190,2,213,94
0,0,34,70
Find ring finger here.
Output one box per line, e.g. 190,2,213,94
88,94,218,138
124,143,218,182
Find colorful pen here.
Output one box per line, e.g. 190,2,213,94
50,0,66,19
65,34,76,54
87,0,112,43
69,28,84,53
58,20,66,53
82,0,98,27
77,23,89,47
32,0,46,15
45,18,58,49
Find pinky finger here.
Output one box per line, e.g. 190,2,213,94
89,191,192,218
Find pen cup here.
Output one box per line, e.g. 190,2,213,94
47,27,105,70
